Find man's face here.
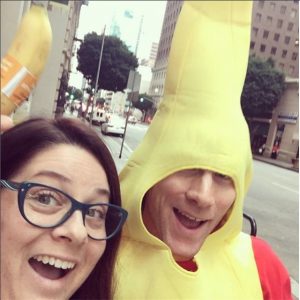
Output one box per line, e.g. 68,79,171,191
142,169,236,261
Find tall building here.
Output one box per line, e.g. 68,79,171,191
149,0,299,105
1,0,87,119
148,42,158,68
250,0,299,78
148,1,183,105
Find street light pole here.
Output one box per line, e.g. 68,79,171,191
119,15,144,158
90,25,106,127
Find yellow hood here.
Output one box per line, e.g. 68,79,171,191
120,1,253,249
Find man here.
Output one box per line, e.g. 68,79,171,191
115,2,292,299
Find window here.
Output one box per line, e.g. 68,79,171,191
285,36,291,45
291,9,297,18
274,33,280,42
282,50,287,58
289,66,295,75
287,23,294,31
279,63,284,70
267,16,273,25
256,13,262,22
271,47,277,55
252,27,259,37
250,41,255,49
263,30,269,39
258,1,264,9
270,2,276,11
280,5,287,14
292,52,298,60
260,44,266,52
277,19,283,29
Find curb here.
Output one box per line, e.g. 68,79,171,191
253,156,298,172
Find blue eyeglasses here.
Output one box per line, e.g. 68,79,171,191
0,180,128,241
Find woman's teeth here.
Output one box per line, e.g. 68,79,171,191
33,255,75,270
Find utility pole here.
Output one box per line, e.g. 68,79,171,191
90,25,106,127
119,14,144,158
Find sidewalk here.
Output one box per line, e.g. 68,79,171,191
253,154,298,172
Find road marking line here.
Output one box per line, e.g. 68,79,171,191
123,141,133,153
271,182,299,194
291,277,299,298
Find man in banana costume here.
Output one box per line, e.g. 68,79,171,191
115,1,292,299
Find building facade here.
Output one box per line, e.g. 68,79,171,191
148,1,299,163
262,78,298,163
1,0,86,120
149,0,299,104
148,0,183,105
250,0,299,78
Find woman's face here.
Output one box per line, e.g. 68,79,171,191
1,144,109,300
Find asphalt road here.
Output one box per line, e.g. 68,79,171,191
95,122,299,297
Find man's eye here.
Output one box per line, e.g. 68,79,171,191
214,172,231,181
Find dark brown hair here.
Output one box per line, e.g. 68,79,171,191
1,117,122,300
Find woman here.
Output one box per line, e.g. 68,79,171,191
1,117,128,300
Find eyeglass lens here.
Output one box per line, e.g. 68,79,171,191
23,185,123,240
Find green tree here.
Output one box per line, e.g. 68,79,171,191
77,32,138,92
66,86,83,101
241,56,285,118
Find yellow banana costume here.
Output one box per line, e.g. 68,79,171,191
1,4,52,116
115,1,263,299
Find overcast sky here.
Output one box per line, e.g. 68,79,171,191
77,1,166,58
70,1,166,88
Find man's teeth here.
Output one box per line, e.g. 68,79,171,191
177,209,203,222
33,255,75,270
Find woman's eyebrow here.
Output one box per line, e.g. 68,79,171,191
32,170,71,182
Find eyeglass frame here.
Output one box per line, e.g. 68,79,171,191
0,179,128,241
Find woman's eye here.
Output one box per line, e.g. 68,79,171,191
30,193,59,206
87,208,106,220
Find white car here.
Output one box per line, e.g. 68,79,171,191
101,115,125,138
128,115,137,124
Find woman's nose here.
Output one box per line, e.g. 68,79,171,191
51,210,88,245
185,171,215,207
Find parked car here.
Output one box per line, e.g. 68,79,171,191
128,115,137,125
101,115,125,138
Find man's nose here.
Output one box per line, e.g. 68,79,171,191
51,210,88,245
185,171,215,207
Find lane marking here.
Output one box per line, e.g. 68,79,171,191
271,182,299,194
123,141,133,153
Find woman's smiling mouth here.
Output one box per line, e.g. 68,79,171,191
29,255,76,280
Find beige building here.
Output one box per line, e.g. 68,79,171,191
149,1,299,104
263,78,299,163
250,0,299,78
148,1,299,163
1,0,86,120
148,1,183,105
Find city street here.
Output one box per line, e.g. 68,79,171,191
94,121,299,297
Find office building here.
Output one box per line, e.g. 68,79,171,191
250,0,299,78
149,1,298,105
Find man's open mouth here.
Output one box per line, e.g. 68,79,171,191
174,208,207,229
28,255,75,280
